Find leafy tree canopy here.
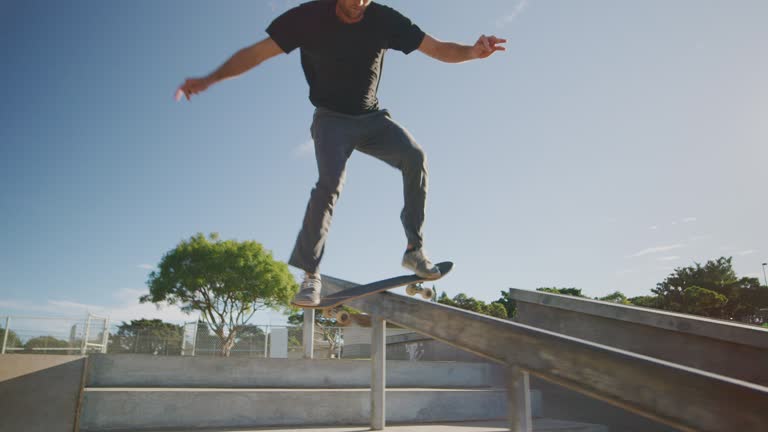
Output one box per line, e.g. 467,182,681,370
652,257,767,323
110,319,183,355
536,287,587,297
141,233,299,356
25,336,70,350
438,292,509,319
1,327,22,348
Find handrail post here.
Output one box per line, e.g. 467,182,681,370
81,314,92,355
507,366,532,432
100,317,110,353
264,324,270,358
2,316,10,354
371,316,386,430
303,308,315,359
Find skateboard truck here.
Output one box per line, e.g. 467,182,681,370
406,283,434,300
322,307,352,326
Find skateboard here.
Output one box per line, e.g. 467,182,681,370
296,261,453,325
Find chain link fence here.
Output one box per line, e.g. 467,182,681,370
1,314,109,354
0,314,374,359
107,320,345,358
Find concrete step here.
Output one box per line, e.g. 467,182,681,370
86,355,503,389
79,387,543,431
84,418,607,432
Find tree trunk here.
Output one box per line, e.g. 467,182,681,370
213,327,237,357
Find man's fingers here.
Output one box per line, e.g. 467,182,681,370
479,35,491,51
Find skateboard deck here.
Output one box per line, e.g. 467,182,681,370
296,261,453,310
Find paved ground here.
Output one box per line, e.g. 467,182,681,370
133,419,606,432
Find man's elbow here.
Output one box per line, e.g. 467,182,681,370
246,38,284,66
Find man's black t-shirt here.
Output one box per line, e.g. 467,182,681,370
266,0,425,115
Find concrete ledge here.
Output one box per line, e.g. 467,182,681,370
87,355,500,388
79,388,521,431
0,354,86,432
509,289,768,347
510,289,768,385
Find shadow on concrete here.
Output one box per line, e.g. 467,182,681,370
0,357,85,432
532,377,680,432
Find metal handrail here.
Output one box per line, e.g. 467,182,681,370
320,274,768,432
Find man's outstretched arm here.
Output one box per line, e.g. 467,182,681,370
176,38,284,101
418,34,506,64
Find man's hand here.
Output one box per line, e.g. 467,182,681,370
175,76,214,102
471,35,507,59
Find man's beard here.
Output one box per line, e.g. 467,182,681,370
337,3,365,23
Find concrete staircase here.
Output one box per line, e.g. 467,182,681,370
78,355,538,431
79,354,607,432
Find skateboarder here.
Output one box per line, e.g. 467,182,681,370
177,0,506,306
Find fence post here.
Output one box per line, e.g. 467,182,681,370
371,316,386,430
81,314,92,355
2,316,10,354
303,309,315,359
191,321,198,356
507,366,532,432
100,318,110,353
264,325,270,358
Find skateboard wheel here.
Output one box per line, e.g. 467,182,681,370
420,287,434,301
322,308,335,319
406,284,419,296
336,310,351,326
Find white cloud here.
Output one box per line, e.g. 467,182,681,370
649,225,658,230
682,217,697,223
630,244,684,258
137,264,154,270
657,256,680,261
689,234,712,241
496,0,529,27
615,269,637,276
1,290,195,324
737,250,756,256
293,139,314,158
1,288,290,327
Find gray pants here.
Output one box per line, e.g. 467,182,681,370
289,107,428,274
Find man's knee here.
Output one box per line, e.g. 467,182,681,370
313,172,346,201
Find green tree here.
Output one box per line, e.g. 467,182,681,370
451,293,487,313
437,292,511,319
598,291,631,305
629,295,661,309
536,287,587,297
0,327,22,350
495,290,516,319
141,233,299,356
652,257,768,324
287,309,350,359
109,319,183,355
24,336,70,352
487,302,509,319
437,292,457,307
680,286,728,317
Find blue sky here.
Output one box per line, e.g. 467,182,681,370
1,0,766,326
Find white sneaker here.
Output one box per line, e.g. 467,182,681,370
402,249,441,280
293,274,322,306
